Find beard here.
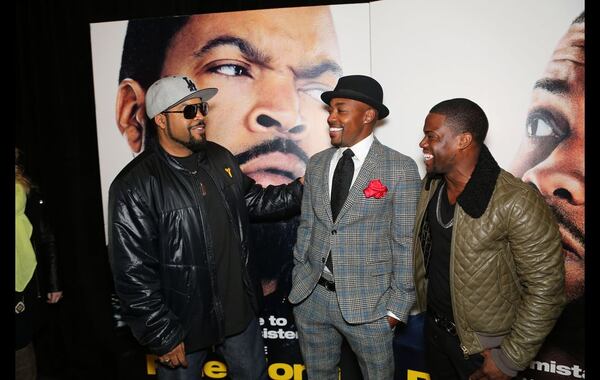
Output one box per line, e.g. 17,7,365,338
185,137,207,152
547,202,585,302
166,121,207,152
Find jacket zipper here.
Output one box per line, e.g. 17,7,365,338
189,169,225,341
449,203,470,359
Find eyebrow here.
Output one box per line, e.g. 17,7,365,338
195,35,271,65
194,34,343,80
533,78,570,94
295,60,343,79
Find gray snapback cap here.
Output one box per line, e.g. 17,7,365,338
146,75,217,119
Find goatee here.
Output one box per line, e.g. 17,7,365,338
186,138,207,152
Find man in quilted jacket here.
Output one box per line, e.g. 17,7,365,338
413,98,566,379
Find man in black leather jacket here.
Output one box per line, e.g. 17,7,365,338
108,76,303,380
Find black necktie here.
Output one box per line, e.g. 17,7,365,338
327,149,354,272
331,148,355,221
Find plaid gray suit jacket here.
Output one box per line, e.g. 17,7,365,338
289,138,421,323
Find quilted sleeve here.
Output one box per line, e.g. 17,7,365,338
500,185,566,368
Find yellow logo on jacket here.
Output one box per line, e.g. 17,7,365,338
224,167,232,178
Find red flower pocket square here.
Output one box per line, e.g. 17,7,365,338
363,179,388,199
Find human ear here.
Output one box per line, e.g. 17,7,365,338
458,132,473,150
364,108,376,124
155,114,167,131
116,79,147,154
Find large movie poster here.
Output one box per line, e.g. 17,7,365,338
91,4,371,379
91,1,584,379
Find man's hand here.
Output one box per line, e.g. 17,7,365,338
387,316,400,329
469,349,511,380
158,342,188,368
47,291,63,304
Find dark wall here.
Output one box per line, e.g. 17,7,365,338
15,1,370,379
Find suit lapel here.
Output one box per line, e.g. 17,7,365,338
335,139,382,222
318,148,337,222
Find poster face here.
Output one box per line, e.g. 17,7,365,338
90,4,370,238
91,1,584,379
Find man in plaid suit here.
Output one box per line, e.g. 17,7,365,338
289,75,421,379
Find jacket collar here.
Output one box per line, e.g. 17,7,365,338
151,138,208,173
425,144,500,218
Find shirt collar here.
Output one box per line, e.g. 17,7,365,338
336,133,374,163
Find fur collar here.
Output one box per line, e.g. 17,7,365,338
425,144,500,218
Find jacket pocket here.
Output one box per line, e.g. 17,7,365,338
369,261,392,276
498,247,522,303
164,266,193,313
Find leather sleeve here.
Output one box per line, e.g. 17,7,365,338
209,140,303,222
243,173,303,222
26,188,61,293
500,185,566,368
108,179,184,355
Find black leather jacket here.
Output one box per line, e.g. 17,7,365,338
26,187,61,297
108,140,302,355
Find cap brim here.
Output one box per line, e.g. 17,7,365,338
321,89,389,119
167,87,218,111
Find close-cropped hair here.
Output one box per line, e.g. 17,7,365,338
119,16,190,90
429,98,489,145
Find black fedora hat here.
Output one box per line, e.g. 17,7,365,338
321,75,389,119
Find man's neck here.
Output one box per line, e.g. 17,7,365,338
159,136,193,158
443,149,479,204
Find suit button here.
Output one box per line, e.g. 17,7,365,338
331,230,337,235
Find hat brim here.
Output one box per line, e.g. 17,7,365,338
321,89,389,119
164,87,218,114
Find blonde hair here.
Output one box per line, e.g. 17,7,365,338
15,148,32,193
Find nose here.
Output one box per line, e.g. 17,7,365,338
419,136,427,149
193,110,203,120
246,72,306,140
327,111,337,125
521,151,584,206
191,103,206,120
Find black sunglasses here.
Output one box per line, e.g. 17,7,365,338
163,102,209,119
